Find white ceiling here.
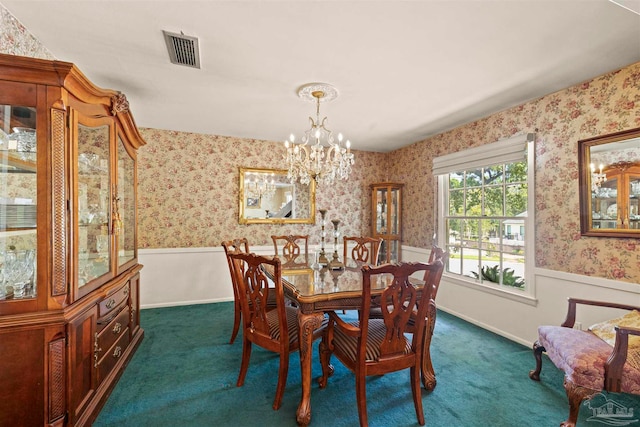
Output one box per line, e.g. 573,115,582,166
3,0,640,152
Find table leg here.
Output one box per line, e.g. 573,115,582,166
296,311,324,426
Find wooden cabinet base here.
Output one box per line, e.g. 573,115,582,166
74,328,144,427
0,278,143,427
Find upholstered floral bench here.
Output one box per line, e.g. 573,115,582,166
529,298,640,427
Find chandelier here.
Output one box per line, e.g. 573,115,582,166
245,172,276,200
590,163,607,193
284,83,355,186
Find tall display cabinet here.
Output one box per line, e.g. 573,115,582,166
0,54,145,426
371,182,403,264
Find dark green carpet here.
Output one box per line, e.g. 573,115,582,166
94,303,640,426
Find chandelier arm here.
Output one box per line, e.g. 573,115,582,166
298,144,311,163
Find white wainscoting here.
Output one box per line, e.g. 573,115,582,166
138,245,283,309
139,245,639,347
402,245,640,347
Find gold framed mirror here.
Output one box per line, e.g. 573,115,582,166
238,167,316,224
579,127,640,237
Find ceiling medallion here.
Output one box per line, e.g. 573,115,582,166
297,83,338,103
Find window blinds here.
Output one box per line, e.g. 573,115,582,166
432,133,535,176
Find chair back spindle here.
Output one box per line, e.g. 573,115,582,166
271,235,309,258
343,236,382,265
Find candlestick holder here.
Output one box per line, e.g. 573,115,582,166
328,219,344,270
318,209,328,265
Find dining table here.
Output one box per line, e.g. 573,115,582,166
269,253,433,426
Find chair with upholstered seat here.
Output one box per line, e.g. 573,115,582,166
529,298,640,427
229,252,325,410
222,238,277,344
318,260,445,426
271,235,309,258
368,245,449,390
342,236,382,265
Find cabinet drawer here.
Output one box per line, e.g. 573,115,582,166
96,306,130,354
98,283,129,319
97,327,130,385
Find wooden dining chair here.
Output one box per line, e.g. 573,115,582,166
222,238,278,344
222,238,250,345
343,236,382,265
367,245,449,391
339,236,382,315
318,260,445,426
271,234,309,258
229,252,325,410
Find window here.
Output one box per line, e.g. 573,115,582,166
433,133,535,299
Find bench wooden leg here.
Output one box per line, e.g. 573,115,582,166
528,340,545,381
561,378,598,427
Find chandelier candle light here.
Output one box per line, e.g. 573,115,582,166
284,83,355,186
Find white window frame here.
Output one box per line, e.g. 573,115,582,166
434,133,536,304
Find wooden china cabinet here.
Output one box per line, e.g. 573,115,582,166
0,54,145,426
371,183,403,264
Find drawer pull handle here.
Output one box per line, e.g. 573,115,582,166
112,322,122,334
105,298,116,309
113,346,122,359
94,333,103,368
124,287,129,296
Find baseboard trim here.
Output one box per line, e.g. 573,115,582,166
437,305,531,348
141,297,233,310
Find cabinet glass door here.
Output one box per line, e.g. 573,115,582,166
389,240,399,263
372,184,403,264
376,188,387,234
629,174,640,230
77,123,111,287
0,104,37,300
117,136,135,267
390,188,399,235
592,177,619,229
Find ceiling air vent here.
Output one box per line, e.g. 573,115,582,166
163,30,201,69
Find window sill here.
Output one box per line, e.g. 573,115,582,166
442,273,538,306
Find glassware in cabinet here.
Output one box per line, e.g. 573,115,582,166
77,120,112,291
0,104,37,301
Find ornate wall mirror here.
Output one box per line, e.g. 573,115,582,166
579,127,640,237
238,167,316,224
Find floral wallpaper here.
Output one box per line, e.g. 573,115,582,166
387,62,640,284
1,2,638,284
0,7,54,59
136,130,388,248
